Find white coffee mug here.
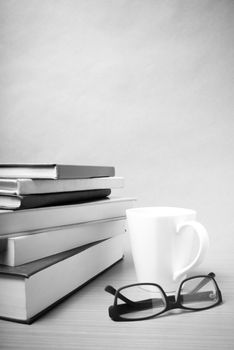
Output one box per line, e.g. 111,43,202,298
126,207,209,292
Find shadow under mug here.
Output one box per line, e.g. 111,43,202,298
126,207,210,292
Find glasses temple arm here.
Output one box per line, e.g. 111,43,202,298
105,285,137,306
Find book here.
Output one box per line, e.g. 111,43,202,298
0,164,115,179
0,176,124,195
0,235,124,323
0,217,126,266
0,189,111,210
0,197,135,236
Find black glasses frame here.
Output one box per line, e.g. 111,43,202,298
105,272,222,321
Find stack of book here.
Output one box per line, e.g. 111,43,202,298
0,164,135,323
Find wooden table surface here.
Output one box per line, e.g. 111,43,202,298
0,237,233,350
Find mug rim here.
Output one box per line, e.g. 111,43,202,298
126,207,196,217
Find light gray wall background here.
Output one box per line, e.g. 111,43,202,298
0,0,234,257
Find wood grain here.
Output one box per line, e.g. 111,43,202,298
0,240,233,350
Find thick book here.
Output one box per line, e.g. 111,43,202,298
0,164,115,179
0,197,135,237
0,218,126,266
0,189,111,210
0,176,124,195
0,235,124,323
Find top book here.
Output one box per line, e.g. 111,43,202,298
0,164,115,179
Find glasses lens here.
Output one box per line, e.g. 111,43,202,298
179,276,220,309
116,284,166,320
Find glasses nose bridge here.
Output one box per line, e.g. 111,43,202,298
167,295,179,309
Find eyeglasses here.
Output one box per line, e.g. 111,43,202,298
105,272,222,321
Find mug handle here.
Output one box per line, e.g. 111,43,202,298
173,221,210,282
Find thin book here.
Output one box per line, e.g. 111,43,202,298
0,176,124,195
0,189,111,210
0,164,115,179
0,197,136,236
0,217,126,266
